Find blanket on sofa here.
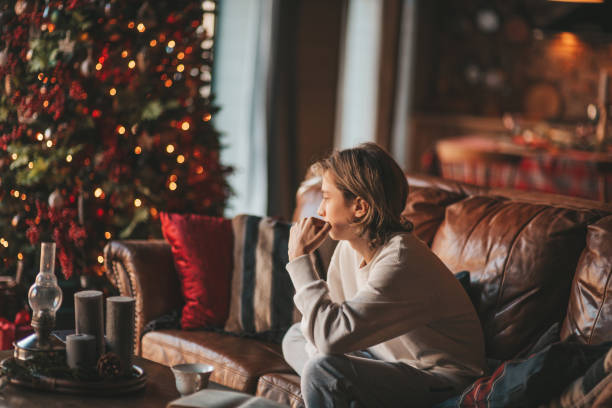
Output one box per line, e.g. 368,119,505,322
435,340,612,408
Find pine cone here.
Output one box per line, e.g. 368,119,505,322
97,352,122,379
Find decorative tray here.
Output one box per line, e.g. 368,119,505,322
0,357,147,396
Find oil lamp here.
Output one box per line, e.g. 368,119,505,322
14,242,65,360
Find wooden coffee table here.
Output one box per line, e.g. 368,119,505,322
0,349,198,407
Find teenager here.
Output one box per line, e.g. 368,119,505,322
282,143,486,408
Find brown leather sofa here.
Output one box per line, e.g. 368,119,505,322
104,173,612,407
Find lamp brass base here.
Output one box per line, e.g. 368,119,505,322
14,332,66,361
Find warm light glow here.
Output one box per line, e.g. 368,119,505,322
203,113,212,122
150,207,159,217
128,21,135,29
105,231,112,239
28,162,34,169
46,140,53,148
150,39,157,47
118,125,126,134
164,79,173,87
94,187,104,198
169,174,178,182
95,63,102,70
17,252,23,260
11,153,17,160
66,154,73,162
128,60,136,69
168,182,177,191
12,190,19,198
560,32,579,47
196,166,204,175
137,23,146,32
97,255,104,264
43,100,49,108
109,88,117,96
177,64,185,73
37,73,44,80
1,240,8,248
48,23,55,33
548,32,584,60
121,50,128,58
166,144,175,153
36,132,44,141
134,146,142,154
20,193,26,201
12,218,18,227
168,40,176,48
134,198,142,207
177,155,185,163
181,121,190,130
177,52,185,60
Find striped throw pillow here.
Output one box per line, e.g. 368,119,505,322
224,215,301,343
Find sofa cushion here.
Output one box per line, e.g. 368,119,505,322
160,213,233,330
432,196,600,360
141,329,294,393
562,215,612,344
402,186,465,246
256,373,304,408
224,215,300,343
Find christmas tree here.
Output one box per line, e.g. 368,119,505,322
0,0,231,280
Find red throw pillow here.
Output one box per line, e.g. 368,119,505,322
160,212,233,329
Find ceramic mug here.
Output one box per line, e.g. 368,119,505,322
171,363,215,396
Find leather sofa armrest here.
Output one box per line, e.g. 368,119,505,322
104,240,183,355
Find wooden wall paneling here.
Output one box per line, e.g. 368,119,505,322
294,0,345,189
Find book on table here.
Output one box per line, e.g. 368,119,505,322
167,389,288,408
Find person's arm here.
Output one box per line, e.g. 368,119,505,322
286,253,441,355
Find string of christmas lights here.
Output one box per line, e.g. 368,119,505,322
0,0,231,279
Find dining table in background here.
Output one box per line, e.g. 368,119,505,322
427,135,612,202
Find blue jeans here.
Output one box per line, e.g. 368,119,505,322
282,323,461,408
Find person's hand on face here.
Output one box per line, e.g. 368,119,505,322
288,217,331,262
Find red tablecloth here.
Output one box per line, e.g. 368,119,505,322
425,136,612,202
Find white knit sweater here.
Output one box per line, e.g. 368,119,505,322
286,233,487,385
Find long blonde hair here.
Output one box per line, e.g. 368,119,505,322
312,143,412,249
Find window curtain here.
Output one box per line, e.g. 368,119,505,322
389,0,418,170
213,0,278,217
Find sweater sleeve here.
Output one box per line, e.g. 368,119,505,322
286,248,443,355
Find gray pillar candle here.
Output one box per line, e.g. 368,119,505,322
105,296,135,374
66,333,96,370
74,290,105,358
